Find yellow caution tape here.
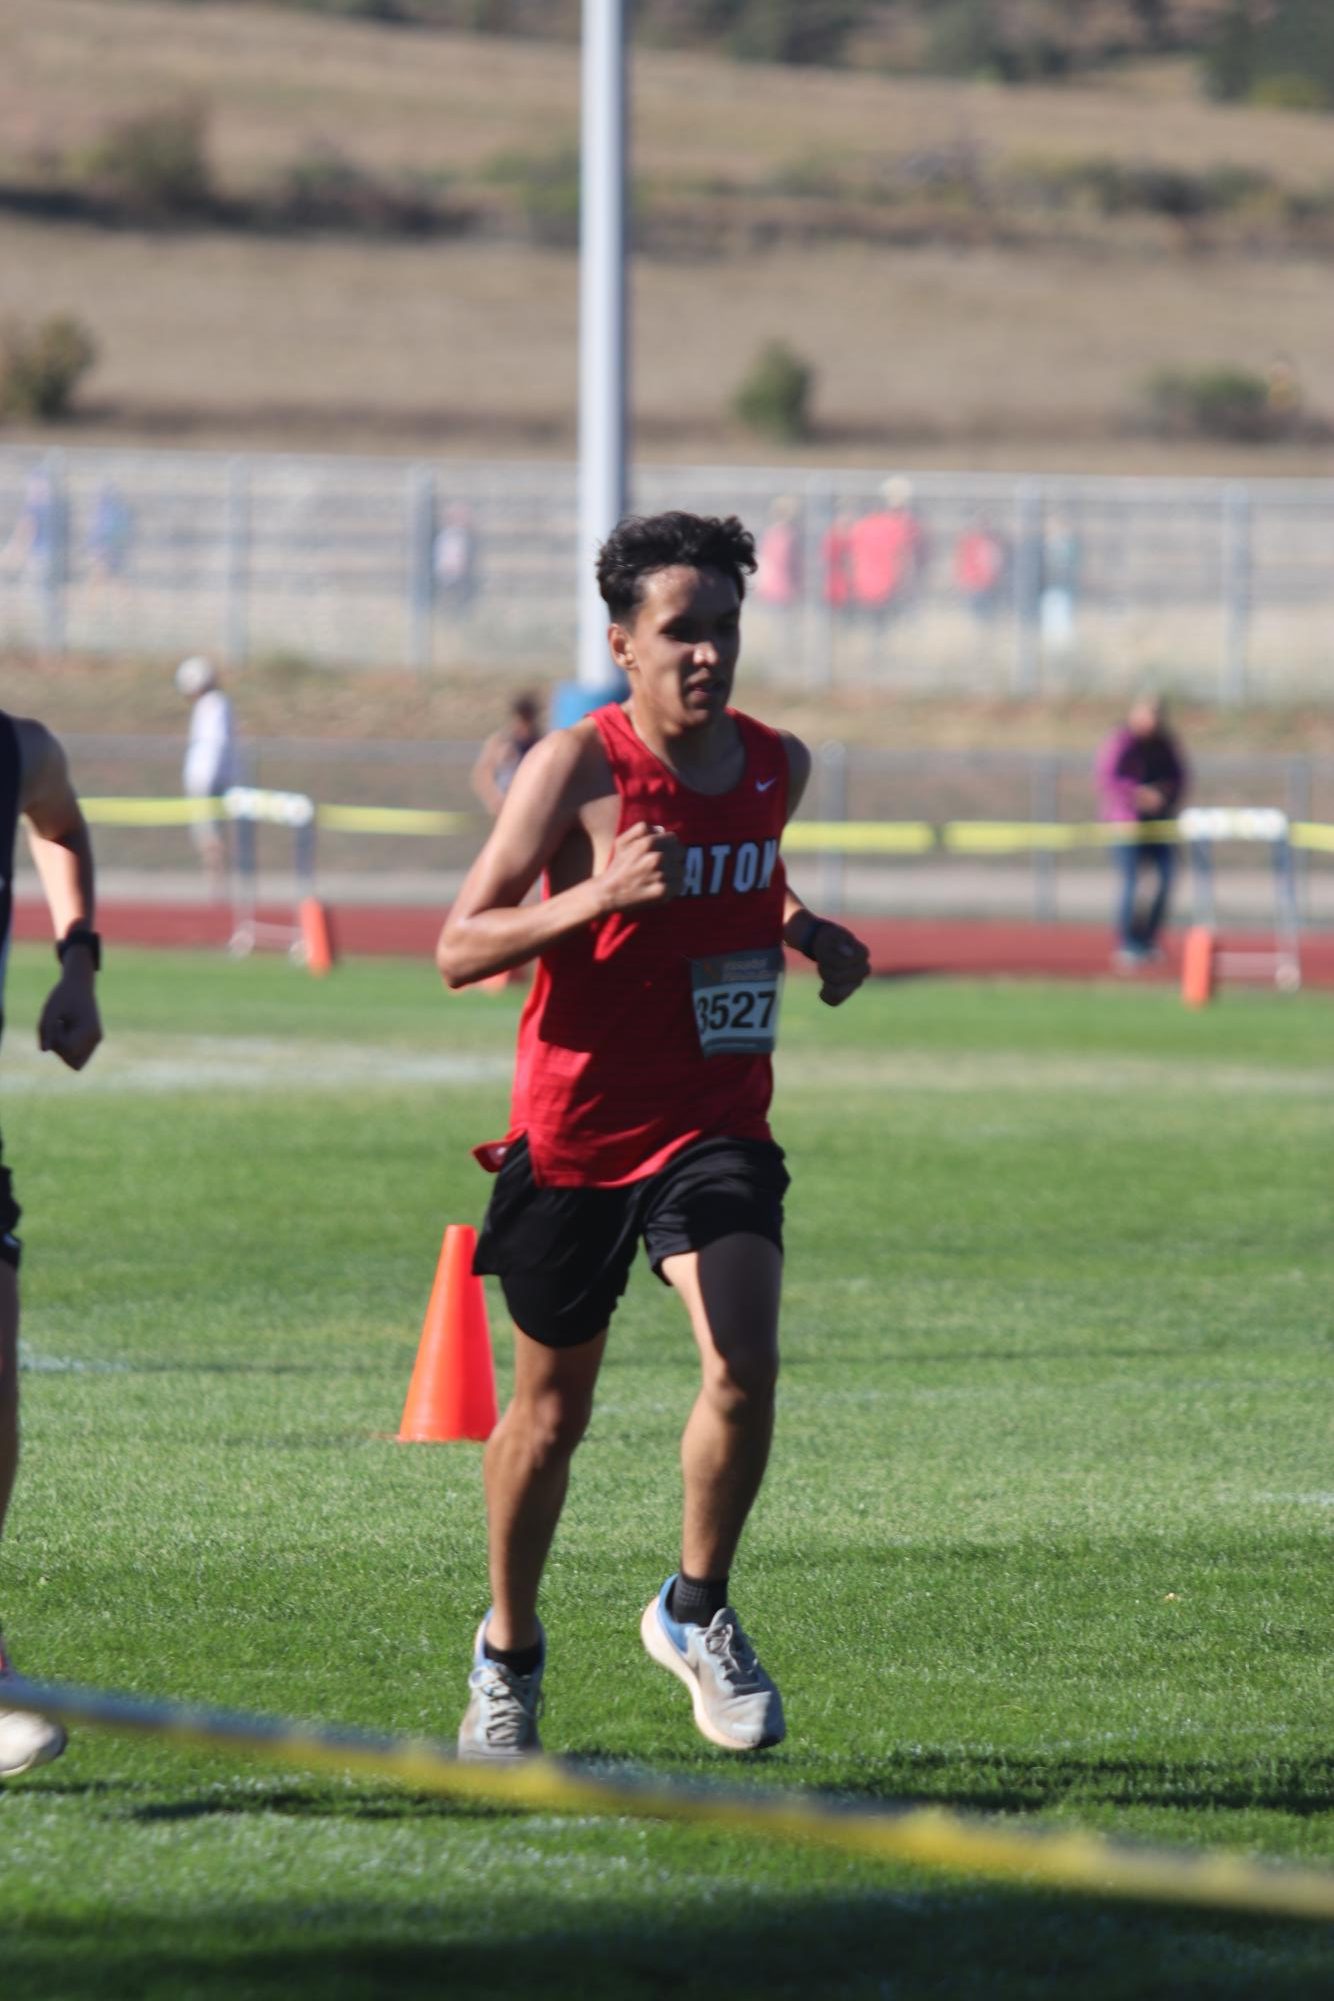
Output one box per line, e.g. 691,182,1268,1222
76,799,1334,856
8,1678,1334,1922
314,804,477,836
784,821,936,855
1292,821,1334,854
82,797,223,827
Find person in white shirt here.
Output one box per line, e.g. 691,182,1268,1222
175,657,238,901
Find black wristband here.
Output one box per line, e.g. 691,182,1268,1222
793,913,825,960
57,927,101,972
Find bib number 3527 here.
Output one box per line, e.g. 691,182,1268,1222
690,947,784,1057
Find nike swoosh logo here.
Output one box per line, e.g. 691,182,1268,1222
756,778,777,793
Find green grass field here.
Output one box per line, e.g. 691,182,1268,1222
1,948,1330,1999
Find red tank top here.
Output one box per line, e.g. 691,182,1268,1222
507,704,790,1187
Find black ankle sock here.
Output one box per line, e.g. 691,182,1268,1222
483,1634,542,1678
669,1571,729,1626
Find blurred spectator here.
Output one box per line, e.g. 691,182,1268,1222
1095,693,1189,968
821,511,854,611
1,469,67,588
176,656,240,902
848,477,926,622
434,503,478,613
85,482,133,589
755,497,802,610
953,515,1008,622
471,694,544,818
1040,511,1081,653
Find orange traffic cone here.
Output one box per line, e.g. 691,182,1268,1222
1181,925,1216,1009
299,898,337,977
397,1223,498,1443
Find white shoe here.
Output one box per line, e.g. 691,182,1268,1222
640,1578,785,1752
457,1616,544,1762
0,1671,67,1778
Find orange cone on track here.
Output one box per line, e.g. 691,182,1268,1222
397,1223,498,1443
1181,925,1216,1009
299,898,337,977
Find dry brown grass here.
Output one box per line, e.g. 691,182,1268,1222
4,2,1334,470
6,210,1334,473
10,3,1334,188
12,647,1334,758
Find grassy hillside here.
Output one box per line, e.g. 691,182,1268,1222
2,0,1334,469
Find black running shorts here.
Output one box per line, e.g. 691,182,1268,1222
474,1134,789,1348
0,1141,21,1270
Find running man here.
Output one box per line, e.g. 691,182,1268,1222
0,713,102,1777
436,511,869,1759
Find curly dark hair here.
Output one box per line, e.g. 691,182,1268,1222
596,511,756,624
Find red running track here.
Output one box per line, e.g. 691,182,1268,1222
16,900,1334,986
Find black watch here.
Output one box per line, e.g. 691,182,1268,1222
57,927,101,973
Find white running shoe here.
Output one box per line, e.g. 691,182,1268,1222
640,1578,785,1752
457,1616,544,1762
0,1671,68,1778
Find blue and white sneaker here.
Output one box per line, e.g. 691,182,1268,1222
457,1616,544,1762
0,1669,67,1779
640,1578,785,1752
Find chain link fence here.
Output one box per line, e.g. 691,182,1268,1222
51,734,1334,931
3,445,1334,702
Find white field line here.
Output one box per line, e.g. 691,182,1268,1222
2,1035,1329,1101
0,1036,511,1095
773,1049,1334,1100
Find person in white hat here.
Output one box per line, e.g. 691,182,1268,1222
175,657,238,901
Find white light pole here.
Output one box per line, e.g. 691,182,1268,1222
575,0,629,698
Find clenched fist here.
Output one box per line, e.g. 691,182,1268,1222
808,918,871,1007
600,821,684,914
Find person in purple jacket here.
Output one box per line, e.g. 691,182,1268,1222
1095,694,1189,967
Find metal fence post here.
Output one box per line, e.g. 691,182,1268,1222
224,457,249,668
408,463,435,673
1013,479,1043,698
804,473,836,692
41,449,68,655
1031,753,1059,922
817,738,849,916
1287,754,1311,921
1221,483,1250,706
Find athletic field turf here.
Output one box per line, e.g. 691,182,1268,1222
2,947,1330,2000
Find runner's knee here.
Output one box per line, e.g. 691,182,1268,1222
701,1341,778,1418
511,1382,594,1463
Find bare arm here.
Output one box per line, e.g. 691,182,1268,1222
777,730,870,1007
17,719,102,1069
437,730,681,989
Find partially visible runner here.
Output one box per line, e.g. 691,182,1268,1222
175,656,240,903
436,512,869,1760
470,695,544,820
0,712,103,1777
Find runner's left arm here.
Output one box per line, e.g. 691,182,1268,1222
778,731,870,1008
17,719,103,1071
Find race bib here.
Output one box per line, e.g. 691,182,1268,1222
690,947,784,1057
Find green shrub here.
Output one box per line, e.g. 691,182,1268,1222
726,0,861,66
1250,72,1331,111
1203,0,1334,110
78,103,213,219
1143,365,1275,444
483,142,580,247
732,340,812,442
277,145,444,233
0,315,98,421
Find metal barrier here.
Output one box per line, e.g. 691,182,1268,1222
7,445,1334,699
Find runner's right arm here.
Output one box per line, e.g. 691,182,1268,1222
437,729,680,989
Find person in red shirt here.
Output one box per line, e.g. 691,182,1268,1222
437,511,869,1761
